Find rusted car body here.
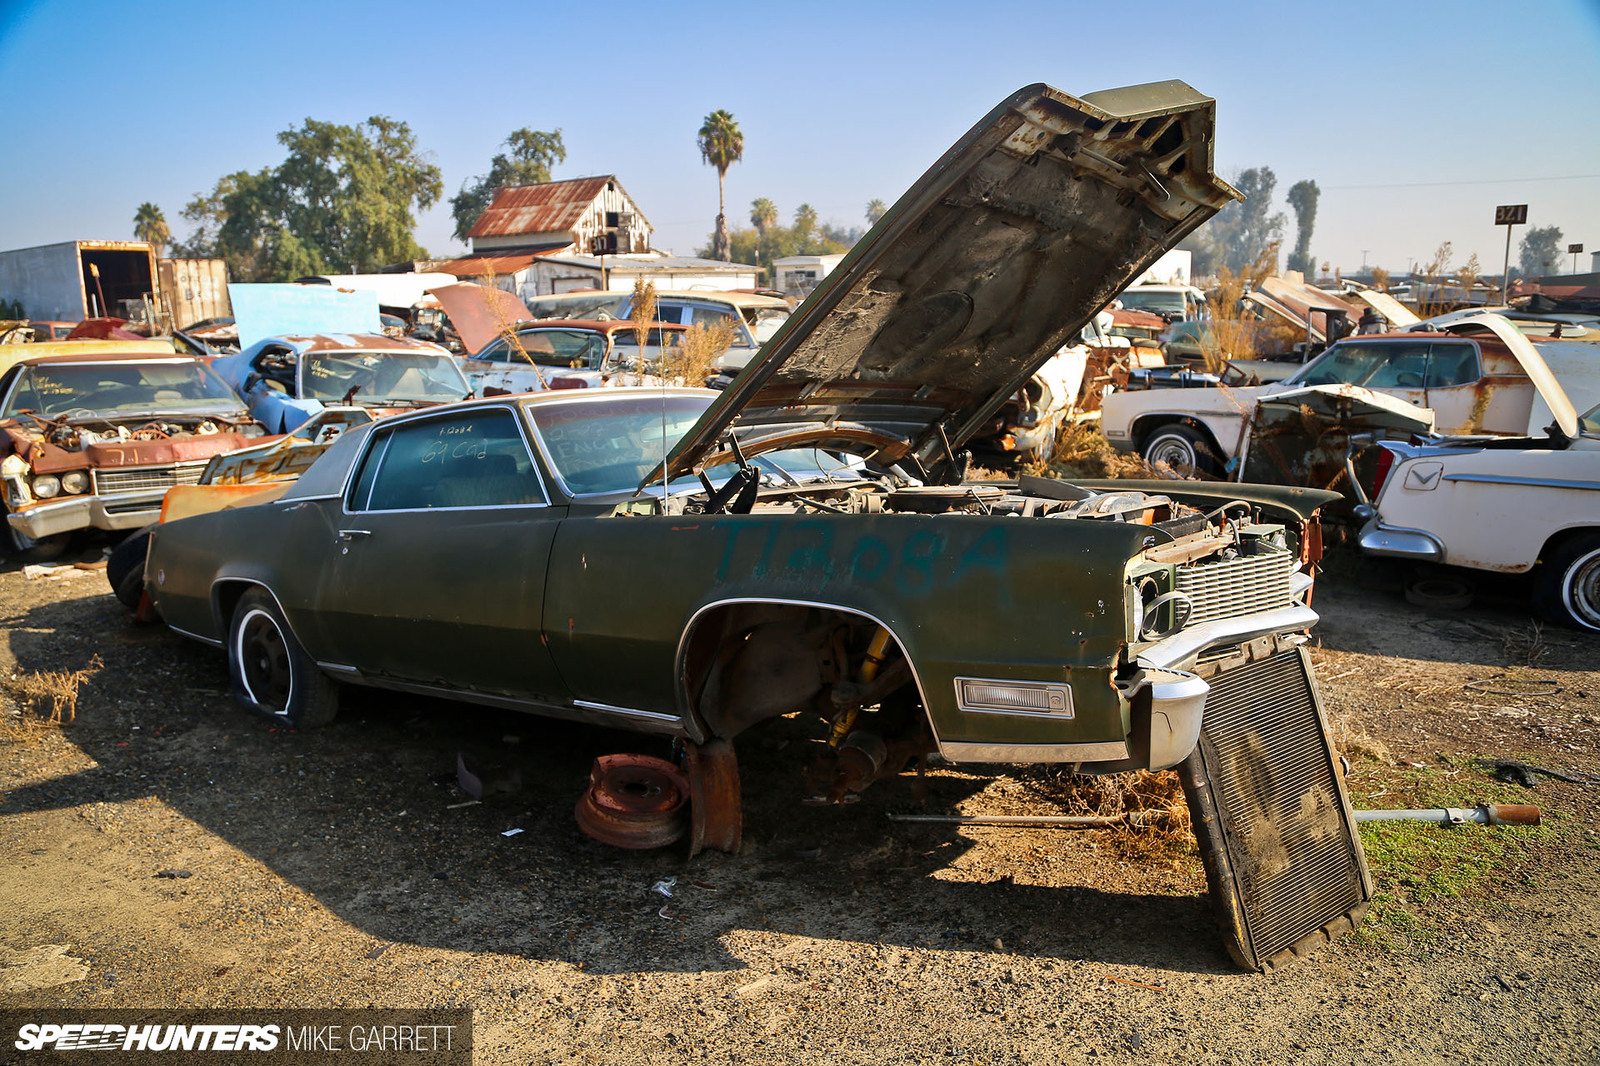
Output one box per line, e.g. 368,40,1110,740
0,350,272,555
142,82,1371,970
212,333,472,434
459,319,690,394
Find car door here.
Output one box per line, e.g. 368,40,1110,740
1419,340,1487,433
316,404,571,704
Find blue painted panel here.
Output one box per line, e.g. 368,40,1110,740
229,284,380,349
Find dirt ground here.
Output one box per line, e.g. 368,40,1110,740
1,540,1598,1065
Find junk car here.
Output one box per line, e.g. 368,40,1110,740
212,333,472,434
140,81,1372,971
1358,314,1600,631
460,319,690,394
0,350,273,558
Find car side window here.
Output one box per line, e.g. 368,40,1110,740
1424,343,1481,388
347,407,547,512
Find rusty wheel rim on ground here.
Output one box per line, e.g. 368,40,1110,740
574,754,691,849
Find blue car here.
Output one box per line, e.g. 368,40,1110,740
212,333,473,433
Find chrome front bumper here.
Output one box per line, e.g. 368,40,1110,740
6,490,167,539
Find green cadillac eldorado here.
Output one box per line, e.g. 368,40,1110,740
141,81,1371,971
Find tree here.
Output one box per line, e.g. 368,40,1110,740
173,116,442,281
1181,166,1285,277
702,202,853,284
865,199,887,226
133,203,170,259
698,110,743,261
1285,179,1319,276
1520,225,1564,279
749,197,777,238
449,128,566,243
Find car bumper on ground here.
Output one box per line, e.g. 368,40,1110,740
6,490,168,539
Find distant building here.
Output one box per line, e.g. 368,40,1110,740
773,254,845,299
426,175,756,301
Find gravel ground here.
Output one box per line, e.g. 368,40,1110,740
1,544,1597,1064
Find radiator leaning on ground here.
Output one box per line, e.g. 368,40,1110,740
1179,646,1374,971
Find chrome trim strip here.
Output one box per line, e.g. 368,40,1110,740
329,673,689,737
317,662,362,677
675,597,938,749
168,624,222,647
1442,472,1600,492
572,699,680,723
940,740,1130,763
1357,520,1444,561
1135,603,1320,674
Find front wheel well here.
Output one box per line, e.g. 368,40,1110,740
1132,414,1218,452
678,602,925,742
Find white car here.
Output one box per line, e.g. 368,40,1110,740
1100,313,1580,476
1358,327,1600,631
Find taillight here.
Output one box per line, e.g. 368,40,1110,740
1372,447,1395,499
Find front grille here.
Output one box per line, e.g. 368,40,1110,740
1180,648,1371,970
1175,549,1294,625
94,461,210,495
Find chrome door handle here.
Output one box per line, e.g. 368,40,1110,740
336,529,371,541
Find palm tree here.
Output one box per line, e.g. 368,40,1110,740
865,199,887,226
133,202,170,259
750,197,777,237
697,110,743,261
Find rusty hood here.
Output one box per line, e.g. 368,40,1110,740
427,283,535,354
657,81,1240,483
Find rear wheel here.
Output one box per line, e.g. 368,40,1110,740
1142,424,1222,477
227,589,339,728
1534,533,1600,632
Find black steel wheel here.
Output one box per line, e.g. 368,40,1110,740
227,589,339,728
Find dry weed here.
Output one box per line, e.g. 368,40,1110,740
478,268,546,384
629,276,658,354
1208,242,1283,370
1019,767,1194,859
1499,621,1549,667
7,655,101,725
664,319,737,387
1023,421,1156,480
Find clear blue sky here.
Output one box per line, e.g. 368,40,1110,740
3,0,1598,278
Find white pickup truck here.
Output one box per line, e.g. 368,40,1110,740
1357,318,1600,631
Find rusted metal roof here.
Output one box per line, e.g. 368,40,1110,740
466,177,615,240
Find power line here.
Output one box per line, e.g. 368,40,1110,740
1326,173,1600,190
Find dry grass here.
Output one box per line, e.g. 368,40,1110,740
664,319,737,387
7,655,101,726
1021,767,1194,859
1207,242,1283,370
629,276,658,355
1022,420,1155,480
478,268,546,384
1499,621,1549,667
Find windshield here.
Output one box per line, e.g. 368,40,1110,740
1118,290,1187,314
301,351,470,405
750,308,790,343
3,360,244,419
483,329,608,368
1579,401,1600,438
1285,340,1430,388
528,393,715,496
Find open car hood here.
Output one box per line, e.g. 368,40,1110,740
428,282,535,354
1438,312,1579,439
1260,383,1437,435
656,81,1240,483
